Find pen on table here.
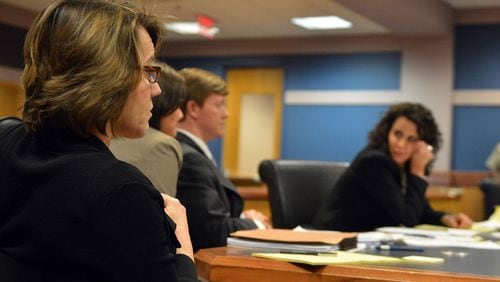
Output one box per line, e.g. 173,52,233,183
402,233,435,239
279,250,337,256
376,245,424,252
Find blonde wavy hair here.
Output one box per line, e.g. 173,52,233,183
22,0,164,137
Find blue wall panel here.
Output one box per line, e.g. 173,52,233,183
282,106,387,162
285,53,400,90
0,23,26,68
453,23,500,171
455,24,500,89
452,106,500,170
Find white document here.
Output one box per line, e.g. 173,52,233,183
401,236,500,250
376,226,477,238
376,226,500,250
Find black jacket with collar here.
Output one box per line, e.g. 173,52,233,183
312,147,444,232
0,122,196,281
176,132,257,252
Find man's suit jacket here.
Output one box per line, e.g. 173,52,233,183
176,132,257,251
110,128,182,196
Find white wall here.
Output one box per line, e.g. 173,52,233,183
400,37,453,170
237,94,275,177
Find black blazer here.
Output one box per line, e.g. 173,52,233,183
176,132,257,251
312,147,444,232
0,123,196,281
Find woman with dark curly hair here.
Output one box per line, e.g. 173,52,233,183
312,102,472,232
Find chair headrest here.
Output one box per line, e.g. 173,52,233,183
0,116,23,131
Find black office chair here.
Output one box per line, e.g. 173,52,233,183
0,116,23,131
480,178,500,219
258,159,349,229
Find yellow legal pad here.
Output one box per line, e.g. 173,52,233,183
252,251,444,266
252,251,400,265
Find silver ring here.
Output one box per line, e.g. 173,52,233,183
426,145,434,152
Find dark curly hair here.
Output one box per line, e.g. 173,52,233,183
368,102,442,174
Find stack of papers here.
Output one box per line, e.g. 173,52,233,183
229,228,446,265
227,237,339,253
376,226,478,238
375,226,500,250
229,228,357,250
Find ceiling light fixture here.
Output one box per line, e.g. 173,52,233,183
165,22,219,37
291,16,352,30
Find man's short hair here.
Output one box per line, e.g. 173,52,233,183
178,68,227,116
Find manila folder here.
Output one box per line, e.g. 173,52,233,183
230,229,357,250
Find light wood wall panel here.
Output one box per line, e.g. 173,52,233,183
0,81,23,117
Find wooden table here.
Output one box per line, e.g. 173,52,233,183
237,185,486,221
195,246,500,282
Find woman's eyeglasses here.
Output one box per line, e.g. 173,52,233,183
144,65,161,83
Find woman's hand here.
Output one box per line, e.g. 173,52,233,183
241,209,272,229
162,193,194,261
410,141,434,178
441,213,473,229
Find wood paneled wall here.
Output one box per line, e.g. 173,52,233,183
0,81,23,117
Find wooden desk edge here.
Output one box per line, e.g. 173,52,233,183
195,247,499,282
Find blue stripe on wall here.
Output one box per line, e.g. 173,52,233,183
454,24,500,89
168,52,401,90
452,106,500,170
281,105,388,162
0,23,26,69
285,53,400,90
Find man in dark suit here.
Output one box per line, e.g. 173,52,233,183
176,68,271,251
